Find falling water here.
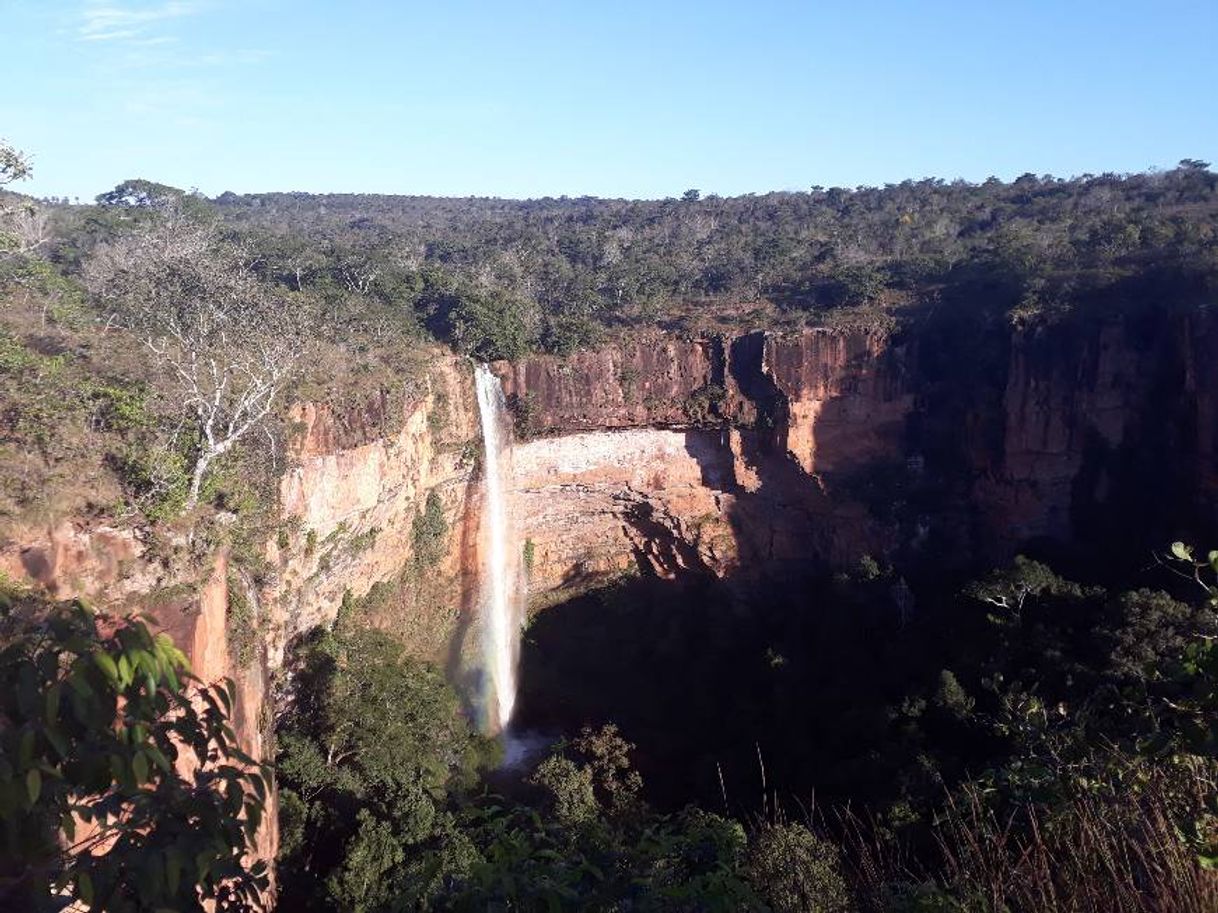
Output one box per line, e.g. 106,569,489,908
473,363,525,733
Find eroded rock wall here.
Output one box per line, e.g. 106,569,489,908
269,356,480,664
500,314,1218,602
0,350,481,898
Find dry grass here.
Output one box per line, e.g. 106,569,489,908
844,768,1218,913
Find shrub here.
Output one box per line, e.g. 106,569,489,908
85,381,150,433
227,574,258,667
746,822,853,913
683,383,726,423
541,307,601,355
110,441,192,521
507,392,539,439
411,490,448,567
529,754,599,827
427,390,449,434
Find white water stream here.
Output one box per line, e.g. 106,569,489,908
473,364,525,733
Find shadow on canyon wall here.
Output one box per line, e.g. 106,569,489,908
513,291,1218,812
512,562,993,815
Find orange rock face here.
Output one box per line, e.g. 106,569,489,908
501,316,1218,599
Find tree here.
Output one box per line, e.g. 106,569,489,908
274,622,490,910
0,139,41,254
96,179,190,209
448,290,538,361
0,138,32,187
528,754,599,827
84,209,309,509
0,589,269,911
964,555,1079,621
746,822,852,913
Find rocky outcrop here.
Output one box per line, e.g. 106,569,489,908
150,553,278,870
0,521,149,602
269,357,480,665
500,313,1218,601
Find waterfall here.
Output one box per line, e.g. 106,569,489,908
473,363,525,733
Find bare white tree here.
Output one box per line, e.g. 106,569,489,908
4,204,50,254
86,209,309,510
0,138,32,188
0,138,39,251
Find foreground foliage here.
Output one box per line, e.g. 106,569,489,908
0,586,270,911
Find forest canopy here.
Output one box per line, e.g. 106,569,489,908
11,161,1218,361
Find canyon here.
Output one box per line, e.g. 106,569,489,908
3,307,1216,885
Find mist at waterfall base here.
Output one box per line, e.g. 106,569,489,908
472,364,527,739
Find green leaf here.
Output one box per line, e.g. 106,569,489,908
44,725,69,759
45,683,62,725
1171,541,1193,561
132,752,149,785
117,654,132,688
78,871,94,906
67,669,92,697
94,651,119,683
146,745,172,773
26,768,41,803
166,849,182,896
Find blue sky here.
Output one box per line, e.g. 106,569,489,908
3,0,1216,200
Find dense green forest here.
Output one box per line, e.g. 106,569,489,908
3,144,1218,910
17,159,1218,363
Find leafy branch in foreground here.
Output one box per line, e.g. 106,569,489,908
0,590,270,911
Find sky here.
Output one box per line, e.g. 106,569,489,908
2,0,1216,201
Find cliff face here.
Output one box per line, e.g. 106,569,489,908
0,352,482,897
496,332,720,432
499,328,915,602
499,313,1218,603
975,311,1218,552
270,357,480,664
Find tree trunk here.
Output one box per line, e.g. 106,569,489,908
185,450,214,510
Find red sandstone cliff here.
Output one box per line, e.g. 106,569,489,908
498,314,1218,602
